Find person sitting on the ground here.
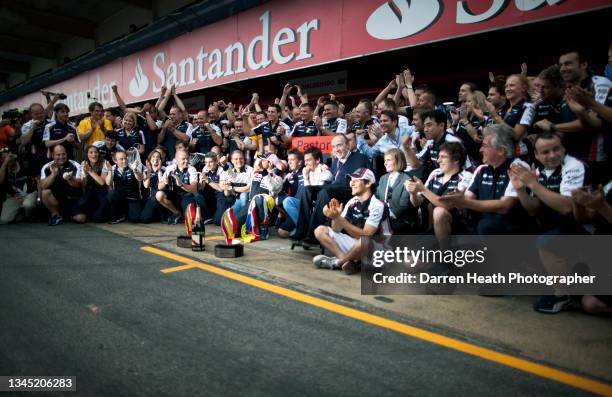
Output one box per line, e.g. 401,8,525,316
73,144,109,223
312,168,387,274
511,131,586,234
40,145,83,226
276,149,305,238
106,150,145,224
277,147,330,238
156,149,198,224
509,131,587,314
140,149,166,223
438,124,531,235
0,150,37,224
219,150,254,211
376,148,422,235
406,142,473,248
257,144,288,174
220,152,282,243
196,152,225,225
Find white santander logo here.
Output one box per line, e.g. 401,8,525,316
129,59,149,97
366,0,442,40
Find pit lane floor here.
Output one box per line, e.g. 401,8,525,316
0,223,610,396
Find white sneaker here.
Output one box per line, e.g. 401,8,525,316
313,255,340,269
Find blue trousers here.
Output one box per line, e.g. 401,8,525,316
108,190,142,222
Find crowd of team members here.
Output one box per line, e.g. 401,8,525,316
1,48,611,315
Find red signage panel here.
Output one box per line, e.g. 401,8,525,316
2,0,609,114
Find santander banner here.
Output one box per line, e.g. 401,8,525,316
3,0,609,114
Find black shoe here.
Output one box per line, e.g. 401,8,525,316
108,216,126,225
301,237,319,246
48,214,63,226
167,212,182,225
533,295,571,314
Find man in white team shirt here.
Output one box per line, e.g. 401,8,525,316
156,149,198,224
509,131,586,314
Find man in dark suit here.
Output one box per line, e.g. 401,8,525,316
293,134,368,243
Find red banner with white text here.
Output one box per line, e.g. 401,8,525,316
2,0,609,114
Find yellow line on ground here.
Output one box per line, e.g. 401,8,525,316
204,235,226,241
160,263,197,273
141,245,612,397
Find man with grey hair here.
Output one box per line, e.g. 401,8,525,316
439,124,531,234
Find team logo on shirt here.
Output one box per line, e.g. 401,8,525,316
366,0,442,40
129,59,150,98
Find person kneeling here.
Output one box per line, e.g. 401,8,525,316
313,168,387,274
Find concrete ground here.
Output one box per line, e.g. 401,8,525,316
96,222,612,382
1,222,610,396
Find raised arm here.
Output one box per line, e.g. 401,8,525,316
374,78,396,105
252,93,262,113
279,83,292,119
295,85,308,105
156,84,174,118
154,86,167,112
392,74,404,106
313,95,325,118
172,85,186,112
401,69,417,108
112,85,142,113
43,94,61,118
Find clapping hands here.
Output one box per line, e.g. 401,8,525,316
323,198,343,220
